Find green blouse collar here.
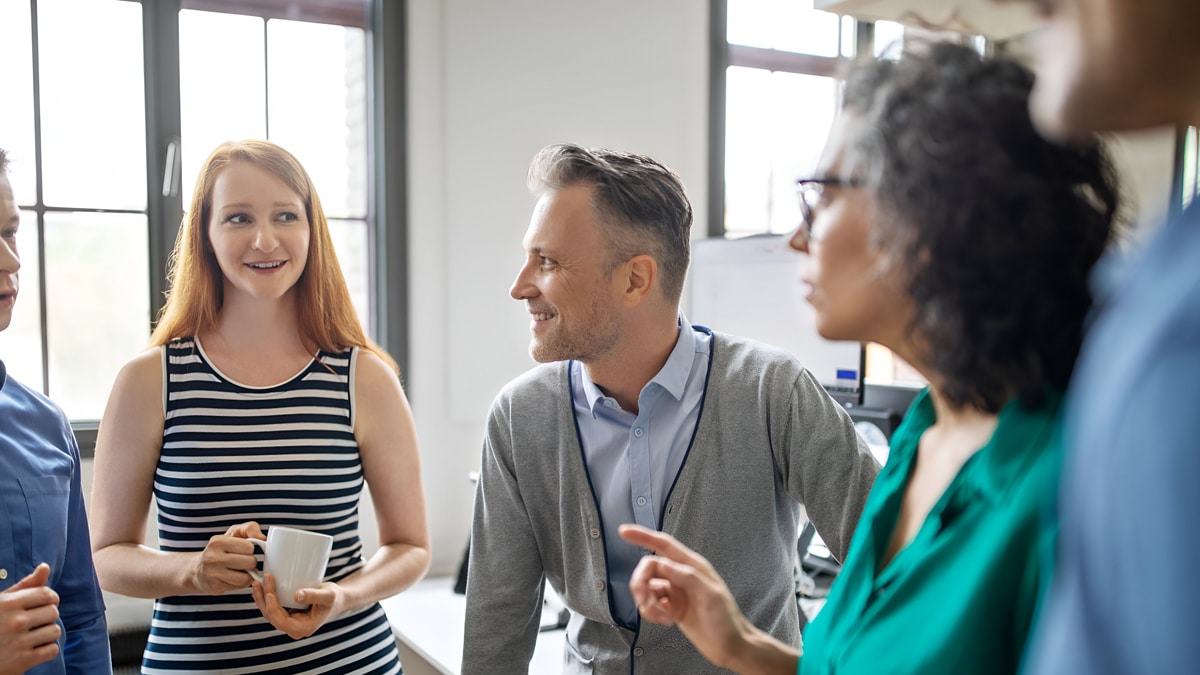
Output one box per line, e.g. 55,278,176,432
896,388,1063,504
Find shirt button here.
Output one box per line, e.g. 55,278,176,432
633,427,644,438
633,647,645,657
0,569,6,580
590,528,601,539
636,496,647,506
595,579,606,591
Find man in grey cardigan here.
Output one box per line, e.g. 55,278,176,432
463,143,879,675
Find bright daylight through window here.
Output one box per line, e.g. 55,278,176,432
0,0,370,421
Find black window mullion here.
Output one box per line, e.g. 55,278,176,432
264,18,271,139
28,0,50,394
708,0,728,238
142,0,184,329
180,0,365,29
856,21,875,61
727,44,844,77
367,0,408,385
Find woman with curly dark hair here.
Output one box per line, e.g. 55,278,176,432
618,42,1120,675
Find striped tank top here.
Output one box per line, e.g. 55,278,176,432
145,337,403,674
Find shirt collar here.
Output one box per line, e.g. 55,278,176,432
0,359,7,390
577,312,697,415
905,387,1064,503
971,389,1064,501
653,312,698,401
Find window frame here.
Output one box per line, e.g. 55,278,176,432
707,0,874,238
10,0,407,455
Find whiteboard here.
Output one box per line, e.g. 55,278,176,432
689,234,863,405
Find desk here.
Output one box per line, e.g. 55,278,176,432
381,577,565,675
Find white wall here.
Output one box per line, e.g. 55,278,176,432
1107,126,1179,239
405,0,710,575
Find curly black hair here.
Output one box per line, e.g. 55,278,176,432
840,42,1120,413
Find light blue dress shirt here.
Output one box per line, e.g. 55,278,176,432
1023,202,1200,674
570,315,713,628
0,360,111,674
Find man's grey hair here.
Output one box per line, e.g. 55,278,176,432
528,143,693,304
0,148,8,175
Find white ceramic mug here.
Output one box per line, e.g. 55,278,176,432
247,526,334,610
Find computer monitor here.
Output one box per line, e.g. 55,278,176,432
689,234,864,407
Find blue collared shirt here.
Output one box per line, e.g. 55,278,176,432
0,360,111,674
570,315,713,628
1023,202,1200,674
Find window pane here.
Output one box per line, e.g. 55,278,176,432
267,20,368,219
37,0,146,210
179,9,267,207
1184,126,1198,210
725,67,839,236
840,15,857,58
725,67,772,236
328,219,369,333
0,209,44,392
865,342,927,386
728,0,841,58
43,212,149,419
0,1,38,206
874,20,906,59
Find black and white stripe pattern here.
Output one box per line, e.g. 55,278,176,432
143,338,402,674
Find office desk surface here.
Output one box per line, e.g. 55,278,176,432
381,576,565,675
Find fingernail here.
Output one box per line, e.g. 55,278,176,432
296,592,306,602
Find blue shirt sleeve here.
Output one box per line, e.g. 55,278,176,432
1024,202,1200,675
1093,344,1200,673
56,428,111,675
0,365,111,675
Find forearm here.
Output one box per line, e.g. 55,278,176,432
93,543,202,599
336,542,431,612
728,625,801,675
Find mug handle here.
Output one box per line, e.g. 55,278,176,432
246,538,267,583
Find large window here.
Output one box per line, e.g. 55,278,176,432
717,0,909,238
178,9,371,330
715,0,924,388
0,0,403,425
721,0,852,238
0,0,151,418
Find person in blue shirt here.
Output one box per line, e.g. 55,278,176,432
0,147,111,674
1012,1,1200,673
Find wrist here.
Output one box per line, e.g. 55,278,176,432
728,620,800,675
181,551,205,594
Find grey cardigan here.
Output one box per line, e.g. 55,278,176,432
463,331,879,675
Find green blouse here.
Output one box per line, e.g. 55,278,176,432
798,389,1061,675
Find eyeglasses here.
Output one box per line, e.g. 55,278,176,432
795,177,864,242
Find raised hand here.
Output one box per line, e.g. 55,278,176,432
620,524,753,669
621,525,800,674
